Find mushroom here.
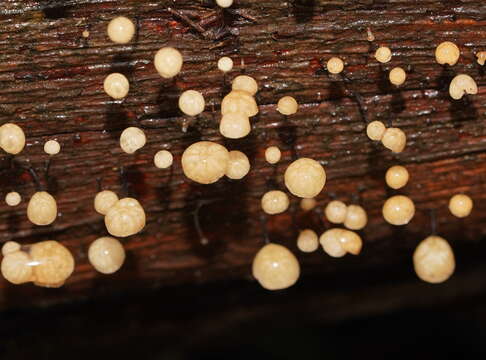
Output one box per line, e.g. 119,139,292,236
27,191,57,226
385,165,409,189
120,127,146,154
344,204,367,231
449,74,478,100
435,41,460,66
181,141,229,184
94,190,119,215
265,146,281,164
375,46,392,63
5,191,21,206
105,198,146,237
0,123,25,155
154,150,174,169
297,229,319,253
381,127,407,153
221,90,259,117
300,198,316,211
104,73,130,100
88,237,126,274
219,113,251,139
382,195,415,226
178,90,205,116
284,158,326,198
324,200,347,224
44,140,61,155
226,150,250,180
231,75,258,95
327,57,344,74
413,235,455,284
448,194,473,218
30,240,75,288
389,67,406,86
366,121,386,141
261,190,289,215
277,96,298,115
154,47,183,79
107,16,135,44
217,57,233,72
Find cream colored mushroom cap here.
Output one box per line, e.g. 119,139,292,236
154,47,183,79
325,200,347,224
88,237,126,274
385,165,409,189
252,243,300,290
449,74,478,100
219,113,251,139
382,195,415,226
261,190,289,215
30,241,75,288
265,146,281,164
297,229,319,253
435,41,460,66
284,158,326,198
0,123,25,155
226,150,250,180
448,194,473,218
178,90,205,116
319,228,346,258
413,235,455,284
94,190,119,215
5,191,21,206
231,75,258,95
107,16,135,44
154,150,174,169
181,141,229,184
1,251,33,285
120,127,146,154
277,96,298,115
104,73,130,100
105,198,146,237
382,127,407,153
2,241,21,256
375,47,392,63
366,121,386,141
344,204,367,231
27,191,57,226
221,90,259,117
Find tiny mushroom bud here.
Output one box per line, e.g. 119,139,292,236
252,243,300,290
300,198,316,211
435,41,460,66
327,57,344,74
217,56,233,72
381,127,407,153
382,195,415,226
448,194,473,218
1,250,33,285
325,200,347,224
103,73,129,100
277,96,298,115
2,241,21,256
154,47,183,79
0,123,26,155
88,237,126,274
5,191,21,206
297,229,319,253
105,198,146,237
449,74,478,100
284,158,326,198
231,75,258,95
261,190,289,215
216,0,233,8
265,146,281,164
476,51,486,66
366,121,386,141
154,150,173,169
219,113,251,139
385,165,409,189
82,30,90,38
27,191,57,226
226,150,250,180
94,190,119,215
413,235,455,284
181,141,229,184
120,127,146,154
375,46,392,63
107,16,135,44
221,90,259,117
44,140,61,155
178,90,205,116
389,67,406,86
30,240,75,288
344,204,367,231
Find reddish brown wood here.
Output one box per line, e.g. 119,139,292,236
0,0,484,310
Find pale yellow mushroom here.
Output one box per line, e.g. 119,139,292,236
226,150,250,180
2,241,21,256
449,74,478,100
277,96,298,115
27,191,57,226
389,67,406,86
413,235,455,284
448,194,473,218
252,243,300,290
105,198,146,237
435,41,460,66
107,16,135,44
476,51,486,66
120,127,146,154
284,158,326,198
219,113,251,139
324,200,347,224
5,191,21,206
103,73,129,100
319,228,346,258
375,46,392,63
0,123,25,155
178,90,205,116
221,90,259,117
44,140,61,155
30,240,75,288
344,204,367,231
88,237,126,274
261,190,289,215
94,190,119,215
231,75,258,95
381,127,406,153
382,195,415,226
265,146,281,164
297,229,319,253
385,165,409,189
154,47,183,79
181,141,229,184
327,57,344,74
300,198,316,211
217,57,233,72
1,250,33,285
216,0,233,8
154,150,174,169
366,121,386,141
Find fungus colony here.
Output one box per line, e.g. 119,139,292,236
0,13,480,292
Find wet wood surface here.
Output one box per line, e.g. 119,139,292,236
0,0,485,310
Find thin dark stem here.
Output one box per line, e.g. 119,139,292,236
119,166,129,197
430,209,437,235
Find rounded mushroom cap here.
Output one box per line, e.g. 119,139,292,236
226,150,250,180
389,67,406,86
366,121,386,141
27,191,57,226
107,16,135,44
337,229,363,255
325,200,347,224
44,140,61,155
154,150,174,169
5,191,21,206
1,250,33,285
261,190,289,215
265,146,281,164
88,237,126,274
231,75,258,95
2,241,21,256
448,194,473,218
413,235,455,284
178,90,205,116
252,243,300,290
284,158,326,198
216,0,234,8
120,127,146,154
382,195,415,226
435,41,460,66
449,74,478,100
327,57,344,74
382,127,407,153
277,96,298,115
375,46,392,63
385,165,409,189
0,123,25,155
94,190,119,215
154,47,183,79
30,241,75,288
297,229,319,253
477,51,486,66
219,113,251,139
319,228,346,258
221,90,259,117
103,73,130,100
181,141,230,184
344,204,367,230
217,56,233,72
300,197,316,211
105,198,146,237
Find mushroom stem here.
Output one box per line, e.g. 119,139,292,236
119,166,129,198
28,166,42,191
430,208,437,235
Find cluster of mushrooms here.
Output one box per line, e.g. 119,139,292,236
0,9,481,291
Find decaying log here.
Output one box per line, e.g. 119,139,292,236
0,0,484,310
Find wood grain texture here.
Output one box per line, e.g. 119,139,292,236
0,0,484,310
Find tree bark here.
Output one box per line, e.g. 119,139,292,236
0,0,484,310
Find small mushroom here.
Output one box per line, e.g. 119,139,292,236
435,41,460,66
385,165,409,190
44,140,61,155
327,57,344,74
300,198,316,212
381,127,407,153
107,16,135,44
217,57,233,72
226,150,250,180
231,75,258,95
448,194,473,218
219,113,251,139
88,237,126,274
154,47,183,79
221,90,258,117
413,235,455,284
265,146,281,164
382,195,415,226
389,67,406,86
261,190,289,215
324,200,347,224
0,123,25,155
277,96,298,115
104,73,129,100
284,158,326,198
297,229,319,253
375,46,392,63
449,74,478,100
178,90,205,116
154,150,174,169
120,127,146,154
27,191,57,226
105,198,146,237
5,191,21,206
181,141,229,184
30,240,75,288
94,190,119,215
344,204,367,231
366,121,386,141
